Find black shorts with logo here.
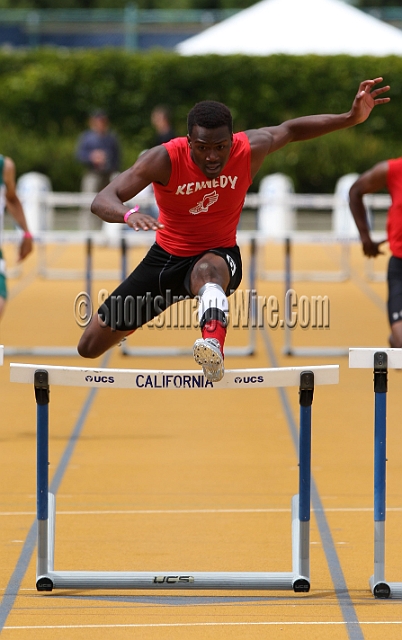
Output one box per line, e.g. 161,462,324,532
99,242,243,331
387,255,402,326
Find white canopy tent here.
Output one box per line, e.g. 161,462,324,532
177,0,402,56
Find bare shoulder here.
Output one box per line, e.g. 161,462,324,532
245,127,274,152
244,128,275,177
351,159,389,194
360,159,389,183
131,145,171,186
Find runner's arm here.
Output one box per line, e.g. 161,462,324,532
91,146,171,230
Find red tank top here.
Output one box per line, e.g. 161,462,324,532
153,132,252,256
387,158,402,258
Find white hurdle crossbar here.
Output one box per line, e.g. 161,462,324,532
10,362,338,593
349,348,402,599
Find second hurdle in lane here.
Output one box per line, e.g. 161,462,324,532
350,347,402,599
10,362,339,593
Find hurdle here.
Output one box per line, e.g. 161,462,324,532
10,361,339,593
349,347,402,599
283,238,349,357
37,229,127,281
260,232,353,283
120,233,258,357
3,238,93,358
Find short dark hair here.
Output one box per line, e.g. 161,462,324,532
187,100,233,135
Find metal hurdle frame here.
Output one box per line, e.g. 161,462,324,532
120,233,258,357
3,237,93,358
349,347,402,599
257,190,355,284
37,230,124,281
10,361,339,593
260,231,353,283
283,237,349,357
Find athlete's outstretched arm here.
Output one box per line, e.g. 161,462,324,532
247,78,390,177
91,145,171,230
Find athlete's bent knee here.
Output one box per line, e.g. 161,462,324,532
77,334,103,359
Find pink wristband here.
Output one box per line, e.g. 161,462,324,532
23,231,33,239
123,206,139,224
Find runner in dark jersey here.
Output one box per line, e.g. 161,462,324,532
78,78,390,381
349,158,402,348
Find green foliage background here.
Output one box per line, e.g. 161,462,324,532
1,48,400,193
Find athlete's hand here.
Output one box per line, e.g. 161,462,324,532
351,78,390,125
362,237,387,258
18,235,33,261
126,210,164,232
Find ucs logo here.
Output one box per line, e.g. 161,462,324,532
154,576,194,584
85,375,115,384
234,376,264,384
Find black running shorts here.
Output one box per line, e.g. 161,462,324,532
99,242,242,331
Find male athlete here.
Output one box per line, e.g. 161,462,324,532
349,157,402,348
0,155,33,321
78,78,390,381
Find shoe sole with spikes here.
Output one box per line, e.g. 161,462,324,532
193,337,224,382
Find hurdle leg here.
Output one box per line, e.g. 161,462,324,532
370,352,391,598
291,371,313,592
34,370,54,590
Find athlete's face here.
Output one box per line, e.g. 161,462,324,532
187,125,233,179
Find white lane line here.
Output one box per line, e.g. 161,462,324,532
1,507,402,516
4,621,402,630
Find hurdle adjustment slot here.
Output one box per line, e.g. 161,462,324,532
34,370,50,405
299,371,314,407
373,351,388,394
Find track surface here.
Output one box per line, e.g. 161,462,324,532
1,239,402,639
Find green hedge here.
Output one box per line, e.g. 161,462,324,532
0,48,400,192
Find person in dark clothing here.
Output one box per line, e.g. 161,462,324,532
76,109,121,194
151,105,176,146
